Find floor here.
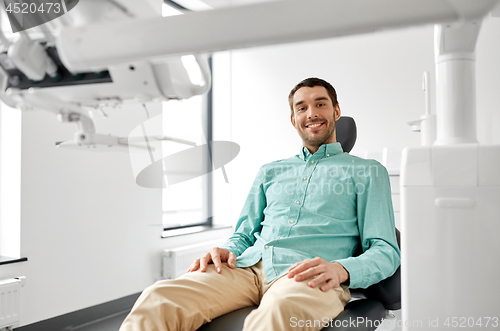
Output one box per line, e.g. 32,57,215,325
375,309,403,331
69,311,129,331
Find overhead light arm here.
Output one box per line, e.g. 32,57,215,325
55,0,497,73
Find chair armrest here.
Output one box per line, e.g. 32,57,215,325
354,228,401,310
363,266,401,310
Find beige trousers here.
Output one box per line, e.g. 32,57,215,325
119,261,351,331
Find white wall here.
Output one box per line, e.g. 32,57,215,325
213,16,500,229
0,101,231,326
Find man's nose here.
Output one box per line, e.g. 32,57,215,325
306,107,319,118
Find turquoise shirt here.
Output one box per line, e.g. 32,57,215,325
221,142,400,289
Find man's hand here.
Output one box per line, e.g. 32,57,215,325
287,257,349,292
187,247,237,274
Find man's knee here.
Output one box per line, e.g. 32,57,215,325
141,280,168,297
134,279,182,308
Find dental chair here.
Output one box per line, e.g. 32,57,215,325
199,116,401,331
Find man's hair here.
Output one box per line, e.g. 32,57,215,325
288,77,339,115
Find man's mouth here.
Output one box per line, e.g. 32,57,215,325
306,122,325,131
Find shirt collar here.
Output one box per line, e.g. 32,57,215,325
299,142,344,161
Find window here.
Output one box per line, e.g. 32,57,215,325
0,102,22,261
161,88,213,233
159,1,214,235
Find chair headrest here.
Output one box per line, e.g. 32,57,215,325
335,116,357,153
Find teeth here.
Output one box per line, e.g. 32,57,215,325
308,123,322,128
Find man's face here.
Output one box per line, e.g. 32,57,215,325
290,86,341,152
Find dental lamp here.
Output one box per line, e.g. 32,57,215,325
0,0,212,151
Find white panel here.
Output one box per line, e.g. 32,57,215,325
391,194,400,213
162,239,226,279
393,211,401,231
401,186,500,330
400,147,433,187
389,175,400,194
0,279,20,329
431,144,478,187
478,144,500,186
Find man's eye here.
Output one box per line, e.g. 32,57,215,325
318,103,325,107
298,107,306,112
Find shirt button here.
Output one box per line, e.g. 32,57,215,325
302,177,307,180
289,220,294,224
311,160,315,164
327,154,330,157
296,201,300,205
265,245,269,249
279,236,284,239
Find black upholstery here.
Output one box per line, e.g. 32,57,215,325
198,116,400,330
336,116,357,153
199,307,256,331
322,300,385,331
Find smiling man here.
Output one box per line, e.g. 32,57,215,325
120,77,400,331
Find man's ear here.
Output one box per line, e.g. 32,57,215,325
334,105,341,121
290,113,296,127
